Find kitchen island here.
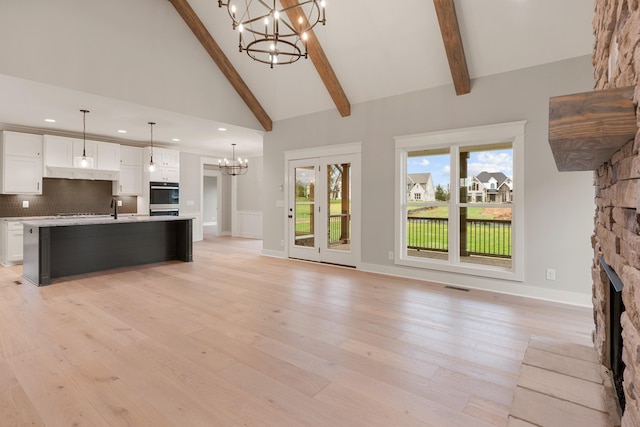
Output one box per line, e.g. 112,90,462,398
22,215,193,286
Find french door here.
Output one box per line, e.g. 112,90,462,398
288,154,360,267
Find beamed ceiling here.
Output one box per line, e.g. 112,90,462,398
0,0,594,156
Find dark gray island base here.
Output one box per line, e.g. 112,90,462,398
22,216,193,286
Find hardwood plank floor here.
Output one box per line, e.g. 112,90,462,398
0,234,596,426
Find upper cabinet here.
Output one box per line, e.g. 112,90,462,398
44,135,121,180
0,131,43,194
43,135,73,168
113,146,143,195
147,147,180,182
95,141,120,171
120,145,143,166
153,147,180,168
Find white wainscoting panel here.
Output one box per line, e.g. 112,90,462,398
237,211,263,239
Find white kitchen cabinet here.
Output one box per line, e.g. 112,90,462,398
44,135,121,180
0,220,24,265
1,131,43,194
114,146,143,195
96,141,120,171
150,166,179,182
153,147,180,168
44,135,73,170
147,147,180,182
120,145,143,166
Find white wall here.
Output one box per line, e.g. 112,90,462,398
0,0,260,131
263,55,596,304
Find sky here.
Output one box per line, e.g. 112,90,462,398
407,149,513,188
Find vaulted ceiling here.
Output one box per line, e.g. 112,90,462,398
0,0,594,156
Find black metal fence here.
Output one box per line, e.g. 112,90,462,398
329,214,349,244
407,217,512,258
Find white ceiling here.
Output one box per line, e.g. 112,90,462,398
0,0,594,157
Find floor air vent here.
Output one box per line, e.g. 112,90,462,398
444,285,469,292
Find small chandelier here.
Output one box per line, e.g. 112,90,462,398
148,121,156,172
73,109,94,168
219,143,248,176
217,0,326,68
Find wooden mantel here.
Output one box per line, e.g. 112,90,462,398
548,86,637,171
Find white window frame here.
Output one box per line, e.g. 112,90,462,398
394,121,526,282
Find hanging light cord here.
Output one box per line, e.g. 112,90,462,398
149,121,155,163
81,109,89,156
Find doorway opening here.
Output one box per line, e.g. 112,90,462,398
200,158,225,240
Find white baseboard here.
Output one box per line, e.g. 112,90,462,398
261,249,286,258
358,262,592,308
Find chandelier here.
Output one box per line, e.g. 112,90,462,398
219,143,248,176
217,0,326,68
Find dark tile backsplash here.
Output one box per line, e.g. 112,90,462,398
0,178,137,217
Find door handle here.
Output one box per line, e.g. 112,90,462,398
288,215,293,218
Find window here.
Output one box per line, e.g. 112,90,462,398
394,121,525,281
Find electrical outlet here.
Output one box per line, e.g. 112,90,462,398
280,240,285,247
546,268,556,281
388,251,394,260
117,200,123,207
22,200,29,208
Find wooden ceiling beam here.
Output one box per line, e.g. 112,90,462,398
168,0,273,131
280,0,351,117
433,0,471,95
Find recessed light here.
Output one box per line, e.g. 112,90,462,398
172,138,180,142
218,127,227,131
44,118,56,123
117,129,127,133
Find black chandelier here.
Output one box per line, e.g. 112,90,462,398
217,0,326,68
219,143,248,176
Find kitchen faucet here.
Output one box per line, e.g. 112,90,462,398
110,198,118,219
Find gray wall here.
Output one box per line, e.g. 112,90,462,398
263,55,596,300
203,175,218,224
236,156,264,211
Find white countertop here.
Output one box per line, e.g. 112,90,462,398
21,215,193,228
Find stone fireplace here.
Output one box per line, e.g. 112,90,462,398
547,2,640,425
591,1,640,426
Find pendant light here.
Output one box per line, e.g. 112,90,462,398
148,121,156,172
73,109,95,168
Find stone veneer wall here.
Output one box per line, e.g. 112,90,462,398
593,1,640,425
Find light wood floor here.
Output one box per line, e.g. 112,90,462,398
0,234,596,426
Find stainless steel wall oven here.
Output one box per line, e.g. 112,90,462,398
149,181,179,216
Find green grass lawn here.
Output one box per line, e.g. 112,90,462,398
294,199,511,256
406,218,512,256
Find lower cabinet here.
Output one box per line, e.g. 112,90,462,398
0,221,23,265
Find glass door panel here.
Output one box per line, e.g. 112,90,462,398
294,165,315,248
326,163,351,252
